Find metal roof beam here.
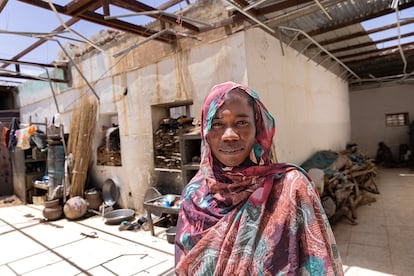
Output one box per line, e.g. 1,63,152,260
307,1,414,37
16,0,174,42
0,17,80,69
110,0,200,32
314,20,414,47
338,42,414,61
256,0,313,15
65,0,97,15
327,32,414,54
346,48,414,67
0,72,68,83
0,58,66,69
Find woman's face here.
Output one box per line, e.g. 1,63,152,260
206,91,256,167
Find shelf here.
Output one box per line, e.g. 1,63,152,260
33,182,49,191
180,132,201,187
182,163,200,170
25,159,46,163
154,167,182,173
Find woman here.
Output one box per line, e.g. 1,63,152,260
175,81,343,275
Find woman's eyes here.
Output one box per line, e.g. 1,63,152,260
211,120,249,128
212,121,223,128
236,120,248,126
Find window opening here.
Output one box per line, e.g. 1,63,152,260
385,112,409,127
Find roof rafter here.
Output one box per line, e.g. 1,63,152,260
306,1,414,37
16,0,176,42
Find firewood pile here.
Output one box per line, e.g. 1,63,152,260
97,127,121,166
301,145,379,225
153,116,194,169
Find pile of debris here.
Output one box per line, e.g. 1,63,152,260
153,116,194,169
301,144,379,225
97,126,121,166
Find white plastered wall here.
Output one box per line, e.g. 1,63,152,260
243,28,351,164
350,84,414,158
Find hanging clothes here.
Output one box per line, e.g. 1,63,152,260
1,125,10,148
8,118,20,151
15,126,35,150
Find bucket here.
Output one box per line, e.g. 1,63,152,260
47,145,65,195
166,226,176,244
85,189,103,210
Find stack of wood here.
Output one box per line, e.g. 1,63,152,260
153,116,194,169
97,126,121,166
301,145,379,225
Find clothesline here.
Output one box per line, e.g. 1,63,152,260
1,116,48,151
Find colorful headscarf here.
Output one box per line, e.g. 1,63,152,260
175,81,343,275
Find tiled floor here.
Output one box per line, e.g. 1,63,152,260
332,167,414,276
0,167,413,275
0,204,175,275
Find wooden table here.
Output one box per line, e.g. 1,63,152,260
143,195,180,236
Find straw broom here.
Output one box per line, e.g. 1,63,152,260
68,95,98,197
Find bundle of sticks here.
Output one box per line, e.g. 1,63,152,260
67,95,98,197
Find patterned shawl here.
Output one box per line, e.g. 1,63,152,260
175,81,343,275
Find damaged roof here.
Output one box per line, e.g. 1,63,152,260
0,0,413,89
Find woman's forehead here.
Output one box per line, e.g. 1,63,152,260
224,87,250,99
213,92,254,118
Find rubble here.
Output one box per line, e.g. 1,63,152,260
301,144,378,225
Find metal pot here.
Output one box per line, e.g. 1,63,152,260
165,226,176,244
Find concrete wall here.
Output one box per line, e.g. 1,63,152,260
16,27,351,212
244,29,351,164
350,84,414,158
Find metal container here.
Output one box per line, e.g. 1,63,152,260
47,144,65,200
165,226,176,244
85,189,102,210
102,178,119,207
104,209,135,225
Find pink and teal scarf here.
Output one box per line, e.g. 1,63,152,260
175,82,343,275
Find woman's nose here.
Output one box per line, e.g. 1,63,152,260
222,127,239,141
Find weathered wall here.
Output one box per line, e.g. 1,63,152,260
17,30,249,212
244,29,351,164
350,84,414,158
16,8,351,212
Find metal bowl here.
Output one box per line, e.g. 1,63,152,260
102,178,119,207
104,209,135,225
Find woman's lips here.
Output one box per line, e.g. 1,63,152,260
219,147,244,154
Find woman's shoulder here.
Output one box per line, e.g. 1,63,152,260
274,163,308,179
277,164,314,191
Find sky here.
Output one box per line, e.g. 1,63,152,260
361,6,414,49
0,1,413,85
0,0,190,83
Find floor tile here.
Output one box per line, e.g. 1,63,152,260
0,231,46,265
0,265,17,276
8,251,64,275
